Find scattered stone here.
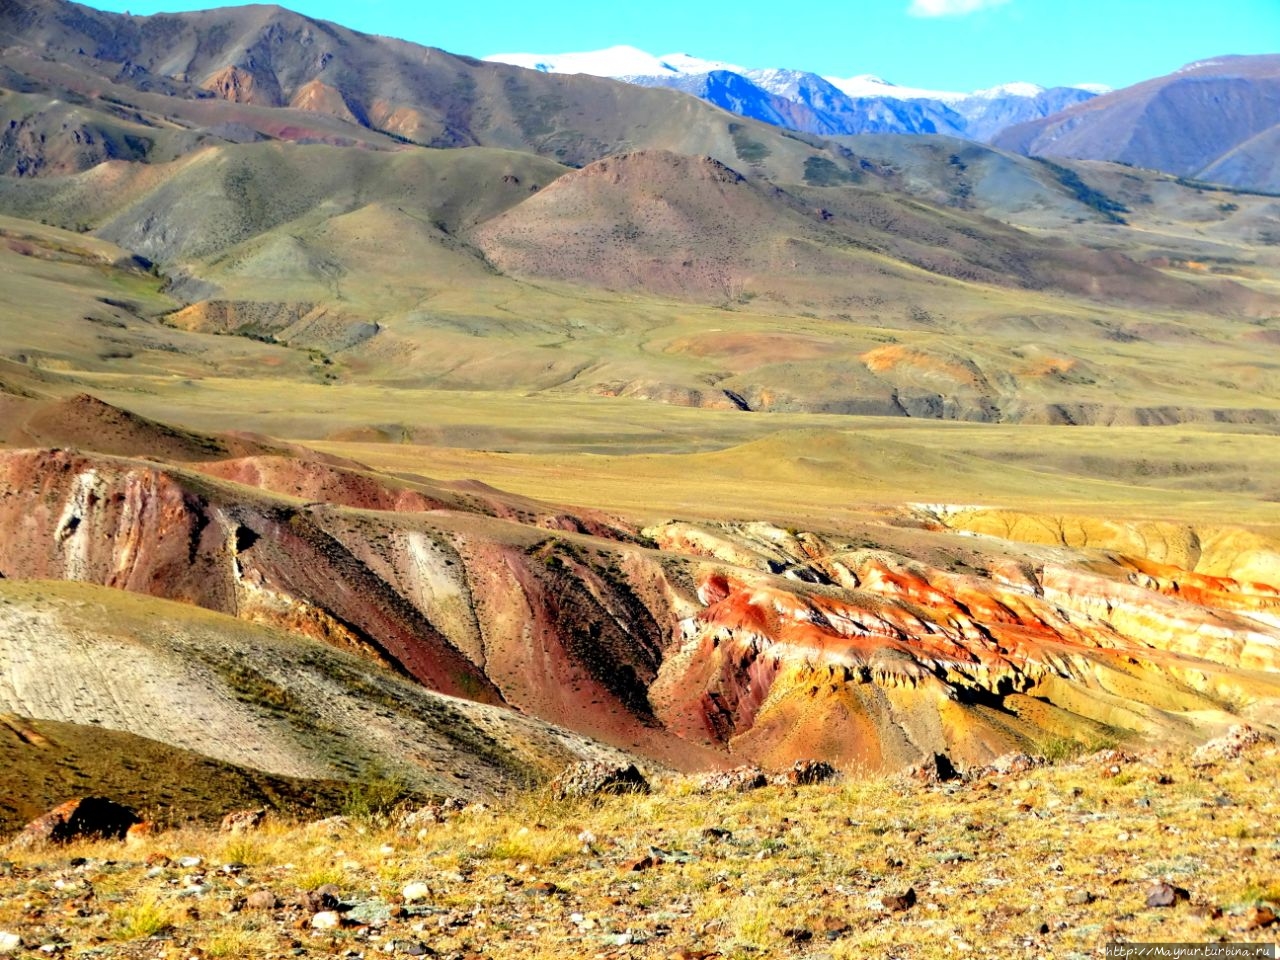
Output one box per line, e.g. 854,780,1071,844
11,797,141,848
882,888,917,912
650,844,695,863
299,888,341,913
908,753,959,784
695,766,768,793
396,799,466,830
783,759,838,786
178,856,203,868
818,915,850,940
346,899,394,926
221,809,267,834
968,753,1046,779
1247,906,1278,930
401,882,431,903
1088,748,1140,778
1193,725,1273,764
0,932,20,955
310,910,343,930
390,941,433,956
246,890,279,911
1145,882,1190,908
550,761,650,800
622,855,659,872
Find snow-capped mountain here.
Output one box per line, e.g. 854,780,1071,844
483,47,1106,143
822,74,969,103
483,46,742,79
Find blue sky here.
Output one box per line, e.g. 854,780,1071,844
88,0,1280,91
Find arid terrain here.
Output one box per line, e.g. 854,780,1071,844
1,729,1278,958
1,0,1279,955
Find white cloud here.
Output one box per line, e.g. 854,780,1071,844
908,0,1011,16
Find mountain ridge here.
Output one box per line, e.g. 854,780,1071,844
993,54,1280,192
483,44,1103,143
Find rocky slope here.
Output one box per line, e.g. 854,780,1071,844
1,729,1278,958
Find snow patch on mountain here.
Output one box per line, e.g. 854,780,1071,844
822,74,967,102
484,46,1105,143
484,46,741,78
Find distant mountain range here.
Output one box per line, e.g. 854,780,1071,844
484,46,1107,141
485,46,1280,191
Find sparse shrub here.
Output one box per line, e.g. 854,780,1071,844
1038,733,1119,763
218,836,265,867
296,865,345,891
340,765,414,821
113,894,178,940
206,927,274,957
728,122,770,163
484,827,577,865
1038,736,1085,763
803,155,854,187
1035,158,1129,223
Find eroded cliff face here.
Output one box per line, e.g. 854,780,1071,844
0,448,719,768
644,520,1280,771
2,447,1279,775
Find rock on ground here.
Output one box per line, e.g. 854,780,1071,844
220,809,266,834
550,761,650,801
1193,725,1273,764
10,797,140,849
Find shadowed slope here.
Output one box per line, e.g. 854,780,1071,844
994,55,1280,192
0,713,353,832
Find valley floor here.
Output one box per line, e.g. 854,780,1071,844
2,736,1277,960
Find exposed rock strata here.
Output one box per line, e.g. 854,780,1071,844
1,446,1278,775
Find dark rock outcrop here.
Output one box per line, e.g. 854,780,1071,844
11,796,140,848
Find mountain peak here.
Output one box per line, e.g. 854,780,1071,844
970,81,1046,99
483,46,742,79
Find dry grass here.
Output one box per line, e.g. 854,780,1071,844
3,743,1278,958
